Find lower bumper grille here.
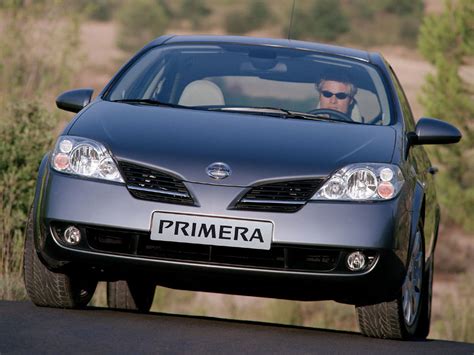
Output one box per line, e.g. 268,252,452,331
77,225,342,273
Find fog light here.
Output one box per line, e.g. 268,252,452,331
64,226,81,245
346,251,366,271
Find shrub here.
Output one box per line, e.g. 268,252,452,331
310,0,349,41
399,15,422,46
180,0,211,30
379,0,424,16
82,0,118,21
225,0,271,35
350,0,377,20
0,102,58,274
0,2,81,299
287,0,349,42
116,0,170,53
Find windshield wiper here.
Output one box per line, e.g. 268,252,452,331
111,102,357,123
111,99,183,108
207,106,352,123
207,106,293,117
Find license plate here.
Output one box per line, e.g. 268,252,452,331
151,212,273,250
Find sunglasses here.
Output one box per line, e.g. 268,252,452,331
321,90,350,100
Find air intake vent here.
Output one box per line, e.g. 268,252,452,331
233,179,324,212
139,241,341,272
119,162,195,205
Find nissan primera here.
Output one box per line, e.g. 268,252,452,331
23,35,461,340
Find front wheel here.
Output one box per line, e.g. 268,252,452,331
356,227,426,339
107,280,155,312
23,210,97,308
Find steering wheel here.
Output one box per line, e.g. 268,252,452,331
307,108,352,122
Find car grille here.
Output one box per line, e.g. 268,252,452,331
82,225,341,272
233,179,325,212
139,241,341,272
52,223,377,274
119,162,195,205
50,221,378,273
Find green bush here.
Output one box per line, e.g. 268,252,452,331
379,0,423,16
225,0,271,35
399,15,422,45
287,0,349,42
180,0,211,30
310,0,349,41
0,2,81,299
303,0,424,48
350,0,377,19
0,102,58,272
79,0,119,21
116,0,170,53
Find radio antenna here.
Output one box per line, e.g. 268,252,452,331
287,0,296,40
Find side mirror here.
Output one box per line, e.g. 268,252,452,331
409,117,462,145
56,88,94,113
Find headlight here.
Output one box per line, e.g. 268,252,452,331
51,136,124,183
311,163,404,201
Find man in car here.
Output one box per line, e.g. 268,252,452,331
317,72,357,116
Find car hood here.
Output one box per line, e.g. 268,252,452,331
68,101,396,186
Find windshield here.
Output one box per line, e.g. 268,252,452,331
106,43,392,125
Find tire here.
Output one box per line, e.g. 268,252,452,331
415,255,434,338
356,226,426,339
23,210,97,308
107,279,155,312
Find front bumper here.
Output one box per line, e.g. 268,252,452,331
34,169,411,303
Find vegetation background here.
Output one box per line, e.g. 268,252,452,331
0,0,472,342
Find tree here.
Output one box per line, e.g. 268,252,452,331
418,0,474,231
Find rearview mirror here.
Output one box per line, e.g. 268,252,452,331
409,117,462,145
56,88,94,113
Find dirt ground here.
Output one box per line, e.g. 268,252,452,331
79,22,474,338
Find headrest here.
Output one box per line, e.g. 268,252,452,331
178,80,225,106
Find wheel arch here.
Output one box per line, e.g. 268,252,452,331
409,183,436,293
31,153,51,250
409,182,426,262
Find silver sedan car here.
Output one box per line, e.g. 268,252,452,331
24,35,461,340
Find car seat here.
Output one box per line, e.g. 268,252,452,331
178,80,225,107
349,100,363,123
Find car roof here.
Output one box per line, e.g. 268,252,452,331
149,35,372,63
